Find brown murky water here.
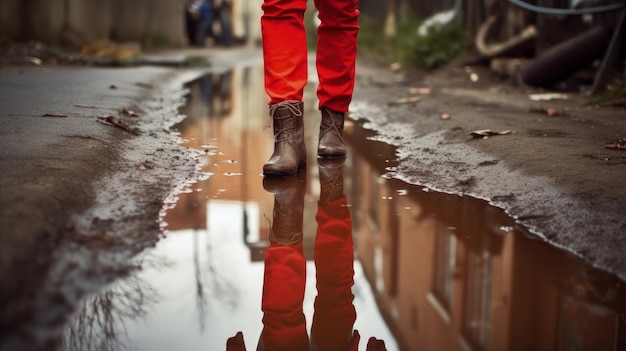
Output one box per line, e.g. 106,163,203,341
62,67,625,351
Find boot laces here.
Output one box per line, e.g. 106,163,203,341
269,100,303,118
319,163,344,203
264,208,303,246
268,100,303,142
320,108,344,143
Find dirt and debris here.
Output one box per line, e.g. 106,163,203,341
80,39,142,63
74,104,99,109
529,93,570,101
409,87,432,95
470,129,513,138
97,116,141,135
122,107,140,117
604,138,626,150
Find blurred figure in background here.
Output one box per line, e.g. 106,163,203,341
185,0,217,47
185,0,200,45
215,0,233,46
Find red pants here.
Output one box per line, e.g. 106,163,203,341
261,0,360,113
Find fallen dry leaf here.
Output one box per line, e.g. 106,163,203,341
604,138,626,150
471,129,513,138
390,62,402,71
409,87,432,95
529,93,569,101
122,108,139,117
97,115,140,135
42,113,68,118
24,56,42,65
546,108,559,116
389,96,421,106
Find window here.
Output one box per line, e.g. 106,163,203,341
433,224,456,311
463,251,493,351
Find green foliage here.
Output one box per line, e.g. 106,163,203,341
183,56,211,67
588,78,626,106
358,15,468,71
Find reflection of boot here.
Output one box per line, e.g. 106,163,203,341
259,174,309,351
318,158,345,205
318,107,346,157
263,100,307,176
367,337,388,351
312,157,355,351
226,331,247,351
263,174,307,246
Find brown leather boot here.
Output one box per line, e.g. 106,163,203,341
318,107,346,157
263,101,306,176
318,158,345,205
263,173,307,246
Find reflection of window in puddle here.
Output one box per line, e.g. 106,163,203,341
374,246,385,294
463,250,493,351
368,169,380,233
429,223,457,324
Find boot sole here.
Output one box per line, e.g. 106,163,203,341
263,163,307,176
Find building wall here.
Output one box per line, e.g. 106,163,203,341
0,0,187,46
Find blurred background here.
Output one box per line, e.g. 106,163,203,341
1,0,623,94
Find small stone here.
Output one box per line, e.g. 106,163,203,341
547,108,559,116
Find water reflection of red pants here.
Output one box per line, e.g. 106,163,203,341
259,196,357,350
227,197,386,351
261,0,360,113
312,196,356,350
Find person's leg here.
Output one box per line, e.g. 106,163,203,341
314,0,360,157
314,0,359,112
261,0,309,176
204,3,217,45
200,2,213,46
261,0,308,105
220,2,232,46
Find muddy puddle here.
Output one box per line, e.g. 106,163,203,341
60,66,625,351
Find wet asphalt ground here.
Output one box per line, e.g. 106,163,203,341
0,47,625,350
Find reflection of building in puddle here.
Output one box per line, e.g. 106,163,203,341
167,66,273,239
346,126,625,351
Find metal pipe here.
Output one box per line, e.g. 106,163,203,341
506,0,623,15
